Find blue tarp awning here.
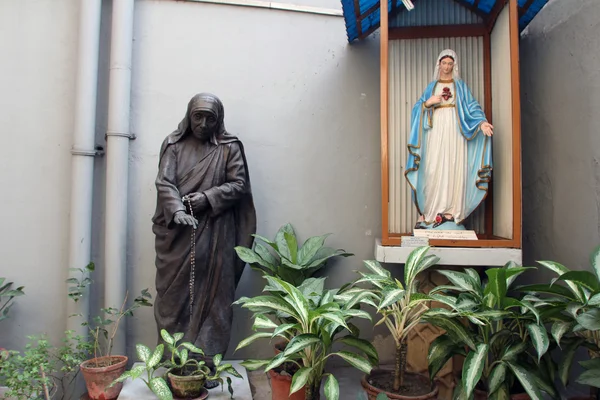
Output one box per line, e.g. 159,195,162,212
340,0,549,42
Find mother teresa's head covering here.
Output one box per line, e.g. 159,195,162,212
432,49,460,81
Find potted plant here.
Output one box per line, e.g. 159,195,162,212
422,263,553,400
517,245,600,398
349,246,440,400
234,223,353,286
111,330,241,400
234,275,378,400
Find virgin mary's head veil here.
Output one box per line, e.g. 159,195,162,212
432,49,460,81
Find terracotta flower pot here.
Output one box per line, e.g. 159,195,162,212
80,355,128,400
167,370,206,399
361,369,438,400
268,369,306,400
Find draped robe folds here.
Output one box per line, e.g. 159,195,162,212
405,79,492,225
152,133,256,357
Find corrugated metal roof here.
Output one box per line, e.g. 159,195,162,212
340,0,549,42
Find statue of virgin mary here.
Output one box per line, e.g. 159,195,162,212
405,49,493,230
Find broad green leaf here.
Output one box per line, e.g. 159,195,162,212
558,271,600,293
240,359,269,371
378,288,405,310
437,270,479,294
576,369,600,389
334,351,373,374
462,343,488,397
488,362,506,395
501,342,527,361
298,234,330,266
235,246,275,272
253,314,278,330
148,344,164,369
272,323,297,338
136,343,151,363
284,334,321,356
180,342,204,354
172,332,184,343
275,223,296,261
160,329,174,345
213,353,222,367
505,362,543,400
526,324,549,362
236,295,300,320
265,352,290,372
290,367,312,395
530,367,559,399
149,377,174,400
505,265,534,287
254,243,278,270
551,321,575,347
515,283,576,300
343,309,373,322
576,309,600,330
363,260,391,277
537,260,585,301
428,335,460,380
580,358,600,369
588,293,600,306
251,234,277,248
422,315,476,350
485,268,507,308
590,244,600,281
235,332,273,351
558,338,585,386
324,374,340,400
339,336,379,364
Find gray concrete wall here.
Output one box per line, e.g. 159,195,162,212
520,0,600,269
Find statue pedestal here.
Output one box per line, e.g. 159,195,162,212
374,239,522,266
116,361,252,400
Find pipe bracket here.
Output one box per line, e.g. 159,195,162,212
71,147,105,157
106,130,137,140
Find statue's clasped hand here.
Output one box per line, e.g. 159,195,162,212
481,122,494,137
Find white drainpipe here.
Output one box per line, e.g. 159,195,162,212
104,0,136,357
67,0,103,335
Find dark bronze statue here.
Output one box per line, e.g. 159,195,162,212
151,93,256,372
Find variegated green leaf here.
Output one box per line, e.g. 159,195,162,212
501,342,527,361
172,332,184,343
505,362,543,400
551,320,574,347
423,315,476,350
180,349,188,366
159,329,174,345
409,293,432,306
408,253,439,285
284,334,321,356
343,308,373,322
235,246,275,272
576,369,600,389
505,265,534,288
111,365,146,385
537,260,585,301
516,283,576,299
590,245,600,281
213,353,222,367
428,335,460,380
255,242,278,268
428,293,457,308
148,344,164,369
253,314,278,330
485,268,507,308
149,377,173,400
404,246,431,284
527,324,549,362
298,234,330,266
320,312,350,330
271,323,297,338
265,352,290,372
324,374,340,400
345,291,379,310
265,277,310,324
180,341,204,354
363,260,391,277
290,367,312,395
274,223,295,261
334,351,373,374
437,270,479,294
558,271,600,293
462,343,488,397
237,295,300,320
240,359,269,371
488,362,506,395
235,332,272,351
588,292,600,306
135,343,151,363
576,309,600,330
378,288,405,310
283,231,298,263
339,336,379,364
488,383,509,400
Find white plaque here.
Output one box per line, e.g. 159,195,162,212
401,236,430,247
413,230,478,240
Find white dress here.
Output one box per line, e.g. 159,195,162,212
422,81,467,223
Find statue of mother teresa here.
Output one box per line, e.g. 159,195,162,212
405,49,494,230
